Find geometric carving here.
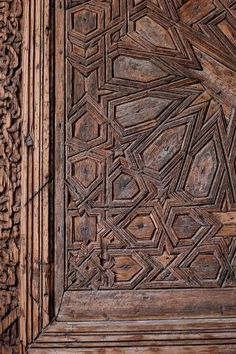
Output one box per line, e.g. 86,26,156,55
71,213,97,244
185,140,218,198
18,0,236,354
69,2,105,42
135,16,176,49
179,0,216,26
172,214,201,240
73,112,100,142
113,55,166,82
126,214,156,241
19,0,236,350
72,10,97,36
180,243,227,287
115,96,172,129
112,255,142,282
190,253,221,281
217,19,236,47
64,0,236,293
153,250,175,268
69,102,107,148
142,125,187,172
112,173,140,201
72,157,99,189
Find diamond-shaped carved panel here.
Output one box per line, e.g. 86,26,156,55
142,125,187,172
113,55,166,83
185,140,218,198
115,96,172,130
135,16,176,49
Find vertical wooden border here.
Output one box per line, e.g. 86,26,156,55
0,0,22,352
20,0,53,350
54,0,66,315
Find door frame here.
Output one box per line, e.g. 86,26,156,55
20,1,236,353
20,0,53,349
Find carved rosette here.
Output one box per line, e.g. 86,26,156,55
0,0,22,352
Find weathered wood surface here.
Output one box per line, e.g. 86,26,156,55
1,0,236,353
26,345,236,354
62,0,236,294
58,289,236,320
51,0,236,346
27,346,236,354
20,0,52,352
0,0,22,353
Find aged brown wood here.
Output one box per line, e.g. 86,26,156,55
2,0,236,353
0,0,22,353
56,0,236,298
26,347,236,354
20,0,52,352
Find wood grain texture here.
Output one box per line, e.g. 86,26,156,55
63,0,236,293
58,289,236,321
16,0,236,352
20,0,52,352
29,316,236,348
26,346,236,354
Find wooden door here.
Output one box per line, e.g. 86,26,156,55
15,0,236,353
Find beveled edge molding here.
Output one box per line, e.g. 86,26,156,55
26,317,236,351
20,0,53,351
24,346,236,354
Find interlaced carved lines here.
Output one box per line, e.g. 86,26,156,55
65,0,236,290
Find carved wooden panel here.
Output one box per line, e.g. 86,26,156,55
3,0,236,352
64,0,236,293
0,0,22,353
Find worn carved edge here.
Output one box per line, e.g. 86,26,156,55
18,0,236,353
0,0,22,352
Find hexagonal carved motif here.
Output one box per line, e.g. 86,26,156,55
126,214,156,241
72,10,97,36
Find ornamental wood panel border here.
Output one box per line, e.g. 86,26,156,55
7,0,236,353
0,0,22,353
